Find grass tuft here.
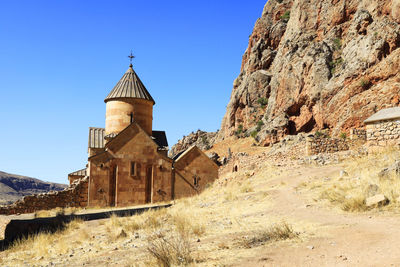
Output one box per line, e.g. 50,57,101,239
146,229,193,267
241,222,298,248
306,147,400,212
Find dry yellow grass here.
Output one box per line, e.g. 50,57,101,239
1,152,304,266
239,221,298,248
303,147,400,212
8,217,85,263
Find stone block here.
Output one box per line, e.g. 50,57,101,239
366,194,388,207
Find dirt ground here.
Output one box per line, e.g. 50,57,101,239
233,164,400,267
1,138,400,266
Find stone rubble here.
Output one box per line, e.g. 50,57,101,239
0,177,88,215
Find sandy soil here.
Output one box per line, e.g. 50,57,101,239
232,164,400,267
1,138,400,266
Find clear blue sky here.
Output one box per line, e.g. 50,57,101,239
0,0,266,184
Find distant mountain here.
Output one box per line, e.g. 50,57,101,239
0,171,67,205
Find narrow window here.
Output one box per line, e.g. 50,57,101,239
131,162,136,176
193,176,200,187
130,112,134,123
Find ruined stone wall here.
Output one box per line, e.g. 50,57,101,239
0,177,88,215
68,174,85,185
350,129,367,140
366,119,400,146
306,137,349,155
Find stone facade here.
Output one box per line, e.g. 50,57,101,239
173,146,219,199
105,99,153,136
80,63,219,209
306,137,349,155
0,178,88,215
366,120,400,146
87,124,173,207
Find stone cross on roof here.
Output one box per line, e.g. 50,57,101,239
128,51,135,67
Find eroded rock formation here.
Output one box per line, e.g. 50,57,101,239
169,130,217,158
219,0,400,145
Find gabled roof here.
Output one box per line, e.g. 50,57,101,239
89,150,114,164
172,150,185,161
104,122,173,163
105,122,143,152
68,168,87,177
152,131,168,148
174,145,219,170
105,64,155,104
364,107,400,124
88,127,105,149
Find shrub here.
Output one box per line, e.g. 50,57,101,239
360,78,371,89
329,57,343,75
315,131,323,138
257,97,268,108
340,132,347,140
250,130,258,139
333,38,342,50
235,124,244,136
201,136,209,146
280,11,290,21
256,120,264,131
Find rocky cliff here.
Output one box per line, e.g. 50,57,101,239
219,0,400,145
0,171,67,205
169,130,217,158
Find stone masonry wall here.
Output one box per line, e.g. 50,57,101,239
366,119,400,146
306,137,349,155
350,129,367,140
0,177,88,215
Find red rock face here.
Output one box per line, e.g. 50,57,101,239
219,0,400,144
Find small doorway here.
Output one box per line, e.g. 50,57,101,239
145,165,153,203
109,166,117,207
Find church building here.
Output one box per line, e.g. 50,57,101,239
68,60,219,207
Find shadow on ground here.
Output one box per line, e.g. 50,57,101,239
0,204,172,251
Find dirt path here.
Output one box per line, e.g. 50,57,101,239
236,165,400,267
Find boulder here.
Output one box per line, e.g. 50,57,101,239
365,194,389,207
220,157,228,165
378,161,400,178
208,152,221,166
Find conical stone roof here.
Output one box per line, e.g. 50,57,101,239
104,64,155,104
